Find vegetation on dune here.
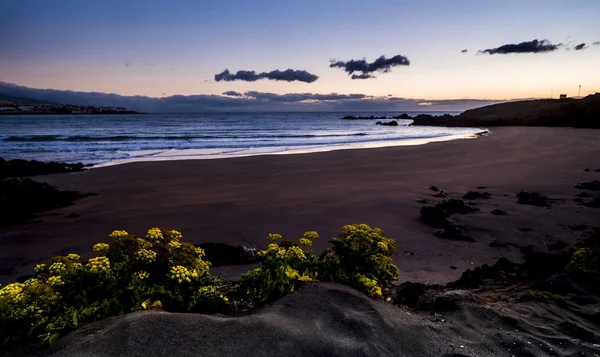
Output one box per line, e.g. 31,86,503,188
0,224,399,348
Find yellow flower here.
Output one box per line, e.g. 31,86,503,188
136,249,157,263
34,264,47,273
48,262,67,276
87,257,111,273
0,283,24,303
134,271,150,280
93,243,110,254
267,233,282,242
298,238,312,248
137,238,152,248
286,246,306,260
284,267,300,280
195,247,206,257
377,241,388,252
303,231,319,240
47,276,64,287
109,230,129,239
297,274,313,282
267,243,279,250
169,265,195,284
168,241,182,249
66,253,81,261
168,230,183,242
146,228,164,243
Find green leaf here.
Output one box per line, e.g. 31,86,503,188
49,332,62,344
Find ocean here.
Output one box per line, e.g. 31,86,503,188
0,112,485,166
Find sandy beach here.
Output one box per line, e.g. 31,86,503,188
1,127,599,285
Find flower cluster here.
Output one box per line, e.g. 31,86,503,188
66,254,80,261
146,228,164,243
47,276,64,287
87,257,111,273
134,271,150,280
168,241,182,249
34,264,46,273
109,230,129,239
0,283,24,303
195,247,206,257
267,233,282,242
169,265,199,283
298,238,312,248
168,230,182,242
48,262,67,276
93,243,110,254
198,286,229,303
136,249,157,263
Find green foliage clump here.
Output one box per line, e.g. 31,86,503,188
566,247,600,278
521,289,565,303
0,228,226,347
1,223,400,348
240,224,399,303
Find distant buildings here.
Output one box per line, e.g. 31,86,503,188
0,101,139,115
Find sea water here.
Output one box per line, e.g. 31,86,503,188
0,112,485,166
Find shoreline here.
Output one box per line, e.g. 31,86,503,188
1,127,599,285
94,129,488,168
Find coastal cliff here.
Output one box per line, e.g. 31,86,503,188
411,93,600,129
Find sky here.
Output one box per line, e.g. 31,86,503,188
1,0,599,102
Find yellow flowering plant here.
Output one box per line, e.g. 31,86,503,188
0,227,226,348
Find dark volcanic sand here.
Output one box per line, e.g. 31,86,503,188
1,127,599,284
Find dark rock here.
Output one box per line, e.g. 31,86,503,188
577,192,593,198
437,199,480,214
342,115,387,120
516,191,552,207
429,186,440,192
463,191,491,200
0,157,87,178
567,224,589,231
548,241,568,251
450,266,457,270
476,186,486,189
575,180,600,191
434,226,476,242
395,282,432,307
375,120,399,126
392,114,412,119
489,241,511,249
420,205,451,228
519,227,533,232
574,198,584,203
583,197,600,208
491,209,507,216
195,243,259,267
584,168,591,172
432,190,448,198
1,178,89,227
416,198,429,204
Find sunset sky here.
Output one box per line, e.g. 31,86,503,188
1,0,599,100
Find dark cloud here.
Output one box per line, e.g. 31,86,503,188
244,91,366,102
461,49,468,53
214,69,318,83
574,43,587,51
222,91,243,96
351,73,375,80
0,81,504,113
479,39,561,55
594,42,600,46
329,55,410,79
